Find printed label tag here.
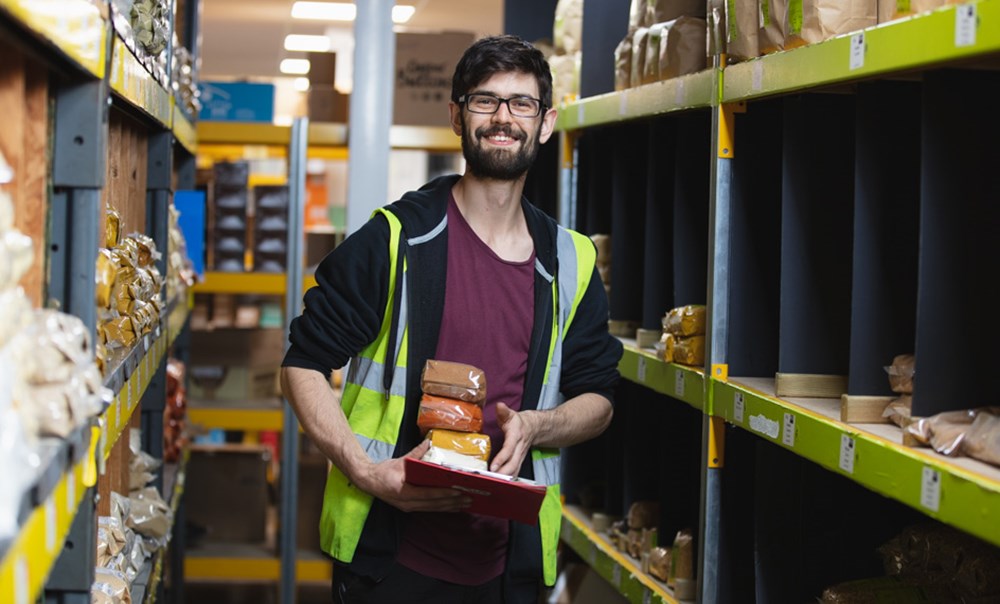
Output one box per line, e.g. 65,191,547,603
619,91,628,116
734,392,745,424
921,467,941,512
839,435,856,474
637,356,647,383
752,61,764,91
956,4,977,47
850,33,866,70
589,543,597,564
15,557,28,604
674,80,686,106
67,472,76,511
577,104,584,125
643,589,652,604
782,413,796,447
612,564,622,587
675,370,685,398
45,498,56,552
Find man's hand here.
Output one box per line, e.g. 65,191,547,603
490,402,537,476
357,440,471,513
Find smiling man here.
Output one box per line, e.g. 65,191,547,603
281,35,622,604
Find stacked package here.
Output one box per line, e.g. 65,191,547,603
656,305,706,366
171,42,201,119
418,360,491,472
164,359,188,463
95,209,165,372
252,186,291,273
707,0,758,61
879,0,953,25
110,0,171,87
165,203,196,303
210,162,249,272
550,0,583,104
93,430,174,603
615,0,708,91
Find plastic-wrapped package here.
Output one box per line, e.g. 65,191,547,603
102,315,137,350
0,288,32,348
129,449,161,490
99,516,128,559
656,332,676,363
93,567,132,604
614,35,633,90
553,0,583,55
421,360,487,405
630,27,649,88
885,354,915,395
91,582,121,604
882,395,912,428
96,249,117,309
649,546,671,582
627,500,660,529
673,335,706,366
0,229,34,291
417,394,484,435
0,346,40,544
18,311,92,384
130,232,161,267
127,486,172,541
106,207,123,249
963,410,1000,468
663,304,707,336
426,429,491,461
670,529,695,584
422,445,488,472
906,409,983,456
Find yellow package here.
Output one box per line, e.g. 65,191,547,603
662,304,707,336
656,332,676,363
111,267,139,315
427,429,491,461
102,315,137,349
105,208,122,248
117,237,140,269
673,335,705,366
133,233,159,268
95,249,117,309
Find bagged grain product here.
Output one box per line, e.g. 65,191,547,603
882,395,912,428
885,353,915,394
615,35,633,90
646,0,707,23
550,52,580,104
963,410,1000,468
673,334,706,366
426,428,491,461
663,304,707,336
658,17,709,80
644,24,666,84
726,0,760,60
417,394,484,435
421,360,487,404
784,0,877,48
759,0,787,52
878,0,948,24
627,500,660,529
631,27,650,88
649,546,672,582
554,0,584,54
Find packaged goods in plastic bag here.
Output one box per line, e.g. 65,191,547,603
102,315,137,349
130,232,160,267
758,0,787,53
615,35,633,90
127,486,172,541
649,546,672,582
0,352,39,543
656,17,708,80
553,0,583,54
630,27,649,87
549,52,580,105
783,0,877,49
421,360,487,405
655,332,676,363
426,429,491,461
885,354,915,394
105,207,122,248
0,288,31,348
627,500,660,529
725,0,759,60
99,517,128,559
417,394,484,435
422,445,488,472
882,395,912,428
906,408,982,456
670,529,695,585
663,304,707,336
0,229,34,291
19,310,92,384
93,567,132,604
963,410,1000,468
91,582,120,604
673,335,706,366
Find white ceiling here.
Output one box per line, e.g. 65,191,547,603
200,0,505,85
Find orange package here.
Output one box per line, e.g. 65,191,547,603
417,394,483,435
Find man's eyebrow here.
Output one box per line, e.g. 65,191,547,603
469,89,537,98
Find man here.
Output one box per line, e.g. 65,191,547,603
281,35,622,603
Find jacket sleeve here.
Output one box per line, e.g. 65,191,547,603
559,264,622,403
282,215,391,378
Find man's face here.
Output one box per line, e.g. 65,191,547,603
450,72,556,182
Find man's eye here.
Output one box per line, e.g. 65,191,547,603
473,97,496,108
511,99,534,111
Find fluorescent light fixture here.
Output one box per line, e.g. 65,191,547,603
291,2,415,24
280,59,311,75
392,5,415,23
284,34,331,52
293,77,311,92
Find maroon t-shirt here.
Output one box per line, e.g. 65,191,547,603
396,195,535,585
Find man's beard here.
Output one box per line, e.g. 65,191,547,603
461,117,541,181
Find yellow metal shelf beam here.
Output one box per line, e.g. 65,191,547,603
0,0,107,78
192,272,317,296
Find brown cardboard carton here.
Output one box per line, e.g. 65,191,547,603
307,51,337,85
393,31,475,127
307,87,349,124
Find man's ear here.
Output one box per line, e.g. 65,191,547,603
449,102,462,135
538,107,558,145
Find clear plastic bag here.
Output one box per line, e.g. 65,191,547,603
421,360,487,405
127,486,172,540
885,354,915,394
662,305,707,337
417,394,483,435
93,567,132,603
426,428,491,461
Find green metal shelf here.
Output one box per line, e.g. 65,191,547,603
618,340,705,412
562,505,682,604
555,69,716,132
712,376,1000,548
0,0,107,78
724,0,1000,102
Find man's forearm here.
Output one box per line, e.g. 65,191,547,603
280,366,372,486
522,393,613,449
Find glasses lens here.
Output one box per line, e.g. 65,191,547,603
509,98,540,117
468,94,500,113
465,94,541,117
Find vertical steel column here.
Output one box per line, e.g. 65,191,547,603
345,0,394,235
45,75,108,603
557,131,578,229
280,117,308,604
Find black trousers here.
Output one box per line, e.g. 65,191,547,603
332,561,505,604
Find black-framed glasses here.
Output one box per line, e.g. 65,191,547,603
459,93,545,118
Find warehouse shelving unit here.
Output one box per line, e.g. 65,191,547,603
558,2,1000,602
0,1,198,602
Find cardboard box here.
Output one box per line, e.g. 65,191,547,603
190,328,286,368
188,364,279,401
307,88,349,124
307,51,337,85
404,457,546,524
393,31,475,127
186,445,271,544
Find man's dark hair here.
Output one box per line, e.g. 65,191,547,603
451,35,553,110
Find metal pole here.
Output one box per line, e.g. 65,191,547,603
345,0,395,234
280,117,308,604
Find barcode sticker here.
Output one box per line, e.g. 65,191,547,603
643,589,652,604
45,498,56,552
734,392,745,424
674,80,686,106
619,91,628,116
67,472,76,511
956,4,977,47
921,467,941,512
752,61,764,91
849,33,865,70
15,557,28,604
637,356,647,383
839,435,856,474
782,413,796,447
589,543,597,564
612,564,622,587
577,103,584,125
675,370,685,398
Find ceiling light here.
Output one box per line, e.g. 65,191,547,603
284,34,331,52
280,59,311,75
293,77,311,92
291,2,415,24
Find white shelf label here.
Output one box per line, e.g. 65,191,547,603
115,393,122,429
67,472,76,511
956,4,977,47
589,543,597,564
675,369,685,398
849,33,866,70
674,79,686,106
643,589,652,604
782,413,796,447
577,104,585,125
752,61,764,91
15,557,28,604
619,91,628,116
637,356,647,383
612,564,622,587
45,498,56,552
734,392,745,424
749,414,780,439
839,435,856,474
921,467,942,512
